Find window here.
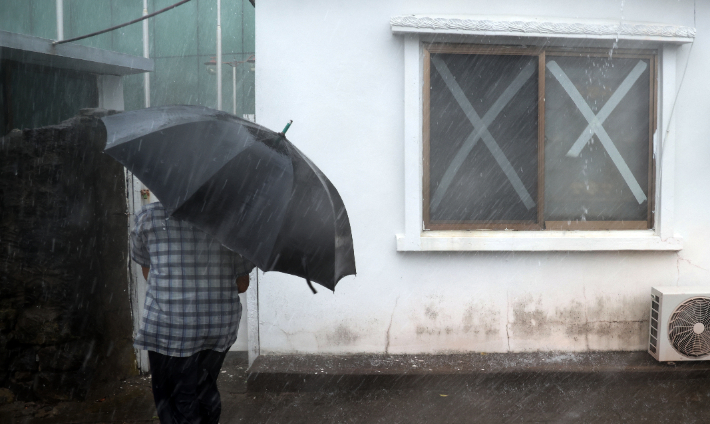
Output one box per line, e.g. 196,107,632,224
423,45,655,231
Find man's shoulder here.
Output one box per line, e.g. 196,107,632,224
135,202,168,228
138,202,167,218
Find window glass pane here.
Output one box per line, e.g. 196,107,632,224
544,55,651,224
428,53,539,226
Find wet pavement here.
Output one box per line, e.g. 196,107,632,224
1,351,709,423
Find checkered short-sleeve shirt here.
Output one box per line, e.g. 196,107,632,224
130,202,255,357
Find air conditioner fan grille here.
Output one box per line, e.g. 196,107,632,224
668,296,710,358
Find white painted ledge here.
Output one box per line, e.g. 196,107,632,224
390,15,695,44
396,231,683,252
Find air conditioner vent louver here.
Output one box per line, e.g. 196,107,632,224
668,296,710,358
649,294,659,354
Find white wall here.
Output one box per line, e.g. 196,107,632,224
254,0,707,354
230,293,249,351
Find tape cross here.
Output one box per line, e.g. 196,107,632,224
430,57,537,212
546,60,647,204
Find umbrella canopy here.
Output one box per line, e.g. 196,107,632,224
102,105,355,292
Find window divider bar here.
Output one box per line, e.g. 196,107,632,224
537,50,546,229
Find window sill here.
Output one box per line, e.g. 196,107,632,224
396,230,683,252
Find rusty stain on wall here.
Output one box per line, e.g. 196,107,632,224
424,306,439,320
414,300,501,342
462,304,501,338
403,292,649,352
509,293,649,350
510,296,555,338
326,324,360,346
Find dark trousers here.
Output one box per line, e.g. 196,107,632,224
148,349,227,424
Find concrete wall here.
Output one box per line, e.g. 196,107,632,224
0,110,136,401
254,0,708,355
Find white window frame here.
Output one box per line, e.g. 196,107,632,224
392,15,694,252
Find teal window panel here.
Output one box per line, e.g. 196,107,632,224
233,53,254,115
153,0,197,57
197,0,216,56
0,0,32,36
151,56,200,106
242,0,254,53
220,0,244,55
200,54,254,115
197,54,219,110
111,0,144,57
122,73,146,111
197,0,244,56
66,0,113,50
234,57,255,115
30,0,58,40
240,63,255,114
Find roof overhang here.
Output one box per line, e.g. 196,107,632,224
390,15,696,44
0,30,154,76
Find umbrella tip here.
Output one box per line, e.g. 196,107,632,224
279,120,293,136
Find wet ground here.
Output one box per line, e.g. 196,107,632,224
1,352,709,423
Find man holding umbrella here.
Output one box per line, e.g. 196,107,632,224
130,201,254,424
102,105,356,422
103,106,356,296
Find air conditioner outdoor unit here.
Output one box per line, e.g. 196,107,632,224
649,286,710,361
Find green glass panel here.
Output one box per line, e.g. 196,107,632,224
200,54,254,117
153,0,197,57
151,56,199,106
147,0,155,57
111,0,143,56
242,0,254,53
197,0,215,56
197,0,249,57
66,0,113,50
216,0,243,55
30,0,58,40
0,0,32,35
197,53,254,115
122,73,145,111
197,54,219,110
240,60,255,114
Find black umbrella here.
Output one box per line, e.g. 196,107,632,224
101,105,355,292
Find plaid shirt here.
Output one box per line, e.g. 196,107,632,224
130,202,254,357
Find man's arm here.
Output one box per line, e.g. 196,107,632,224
236,275,249,293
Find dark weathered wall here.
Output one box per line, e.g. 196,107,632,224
0,109,136,402
1,60,99,136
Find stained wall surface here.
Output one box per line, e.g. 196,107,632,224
254,0,708,354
